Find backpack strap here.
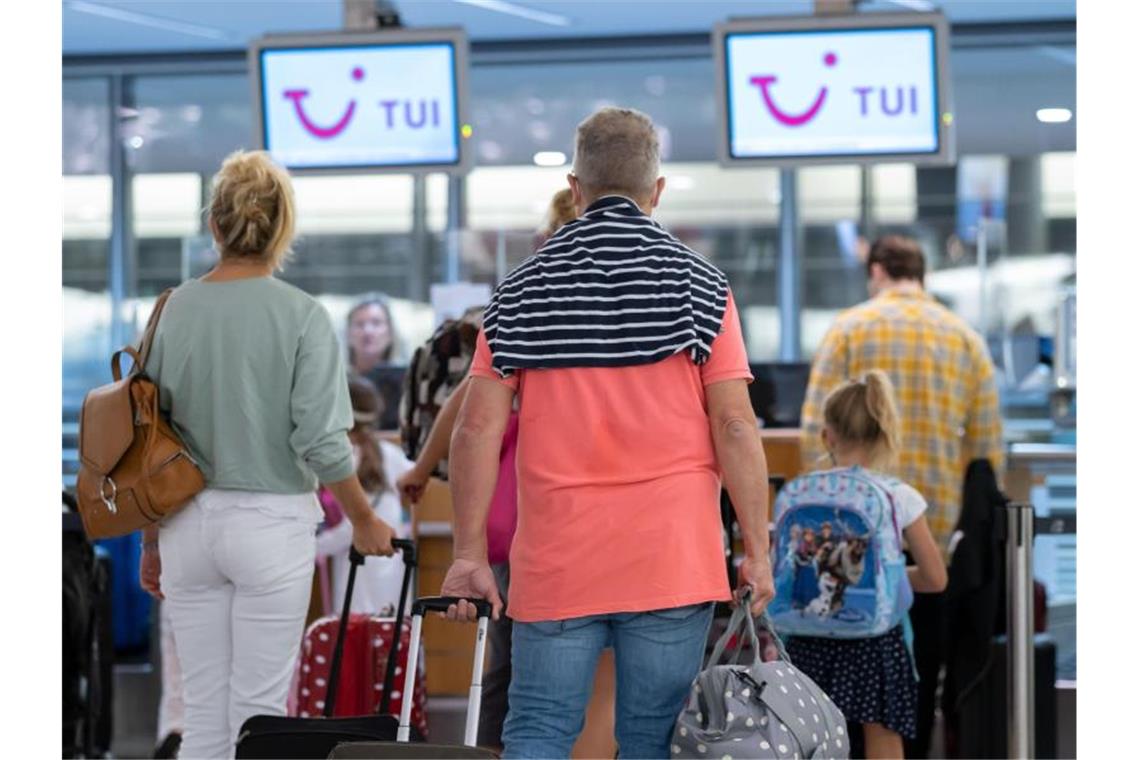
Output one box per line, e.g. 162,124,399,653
134,289,175,377
881,484,906,552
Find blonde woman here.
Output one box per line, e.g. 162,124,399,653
137,150,395,758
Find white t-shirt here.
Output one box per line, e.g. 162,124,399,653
887,480,929,529
315,440,416,615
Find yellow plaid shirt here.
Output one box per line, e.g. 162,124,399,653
800,288,1005,555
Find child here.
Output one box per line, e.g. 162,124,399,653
785,371,947,759
315,374,415,614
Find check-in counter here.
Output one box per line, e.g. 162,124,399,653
1003,442,1077,504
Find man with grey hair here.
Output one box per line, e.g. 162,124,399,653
438,107,775,758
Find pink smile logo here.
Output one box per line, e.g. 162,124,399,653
750,52,837,127
283,66,364,139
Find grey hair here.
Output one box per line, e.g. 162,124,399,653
572,107,660,200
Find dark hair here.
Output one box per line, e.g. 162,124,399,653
866,235,925,284
347,374,388,494
347,295,396,365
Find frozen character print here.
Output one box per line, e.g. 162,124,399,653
819,536,869,613
792,527,819,610
805,571,840,617
814,521,836,564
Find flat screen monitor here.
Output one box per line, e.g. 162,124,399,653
249,28,469,174
714,12,954,167
748,362,812,429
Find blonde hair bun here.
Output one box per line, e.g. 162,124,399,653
208,150,296,269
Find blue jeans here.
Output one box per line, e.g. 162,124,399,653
502,603,714,759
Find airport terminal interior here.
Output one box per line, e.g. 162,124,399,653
62,1,1076,757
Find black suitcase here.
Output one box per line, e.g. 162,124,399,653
62,495,114,759
235,540,423,759
328,596,498,759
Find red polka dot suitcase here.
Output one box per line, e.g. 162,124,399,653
235,541,425,759
292,612,428,736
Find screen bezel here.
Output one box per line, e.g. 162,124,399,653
712,11,955,168
248,27,471,175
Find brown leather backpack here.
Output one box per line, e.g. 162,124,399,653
76,289,205,539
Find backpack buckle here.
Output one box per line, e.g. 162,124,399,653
99,476,118,514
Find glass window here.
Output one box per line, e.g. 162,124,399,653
294,175,415,234
470,57,717,167
797,165,865,356
1042,152,1076,219
126,74,253,175
63,78,111,175
871,163,917,225
63,78,112,488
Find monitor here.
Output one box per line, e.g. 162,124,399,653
249,28,470,174
713,12,954,167
748,362,812,429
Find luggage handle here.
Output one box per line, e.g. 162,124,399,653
325,539,417,718
708,590,790,669
398,596,493,745
412,596,493,618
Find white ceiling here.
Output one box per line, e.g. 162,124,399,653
62,0,1075,56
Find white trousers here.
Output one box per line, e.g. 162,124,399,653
160,490,318,759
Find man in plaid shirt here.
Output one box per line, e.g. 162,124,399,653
800,234,1004,758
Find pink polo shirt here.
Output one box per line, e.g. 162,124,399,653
468,291,753,622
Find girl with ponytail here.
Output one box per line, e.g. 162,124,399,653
315,374,416,615
785,371,947,759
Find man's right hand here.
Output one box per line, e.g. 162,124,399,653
738,554,776,616
351,513,396,557
439,558,504,621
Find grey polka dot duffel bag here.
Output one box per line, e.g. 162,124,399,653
671,595,849,759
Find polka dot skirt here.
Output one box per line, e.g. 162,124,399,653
785,625,918,740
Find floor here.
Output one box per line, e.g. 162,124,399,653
110,663,469,758
108,658,1074,759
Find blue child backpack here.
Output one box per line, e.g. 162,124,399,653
768,466,913,638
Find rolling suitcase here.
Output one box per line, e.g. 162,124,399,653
95,531,152,653
235,540,424,759
63,500,113,758
328,596,498,759
293,612,427,735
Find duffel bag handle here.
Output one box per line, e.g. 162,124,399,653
707,590,790,668
755,607,791,663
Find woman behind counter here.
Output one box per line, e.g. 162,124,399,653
346,294,403,429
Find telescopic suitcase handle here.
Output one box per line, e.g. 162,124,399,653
325,539,418,718
412,596,493,618
399,596,493,745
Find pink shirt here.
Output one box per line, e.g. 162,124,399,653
469,291,753,622
486,412,519,565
